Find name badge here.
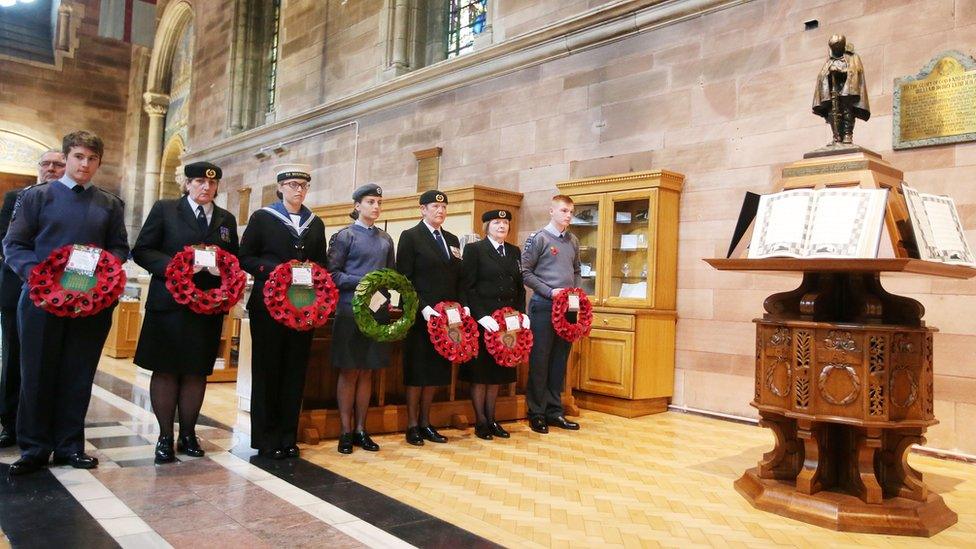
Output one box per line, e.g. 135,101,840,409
568,294,580,312
388,289,401,308
194,249,217,269
445,307,462,326
368,292,387,313
504,314,521,332
291,266,313,287
65,245,100,277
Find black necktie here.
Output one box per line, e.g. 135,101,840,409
497,244,505,257
196,205,208,233
433,229,449,259
72,185,84,194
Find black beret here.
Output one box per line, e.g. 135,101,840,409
419,190,448,205
184,161,221,180
482,209,512,223
353,183,383,202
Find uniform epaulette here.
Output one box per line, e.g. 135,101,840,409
523,231,539,251
19,182,47,194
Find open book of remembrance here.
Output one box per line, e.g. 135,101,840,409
902,183,976,267
747,188,888,259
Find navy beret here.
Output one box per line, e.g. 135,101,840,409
184,161,221,180
419,190,447,205
353,183,383,202
482,209,511,223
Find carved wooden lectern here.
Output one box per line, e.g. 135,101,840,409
707,151,974,536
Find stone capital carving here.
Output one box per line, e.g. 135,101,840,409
143,92,171,116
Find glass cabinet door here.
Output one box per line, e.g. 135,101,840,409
609,195,651,303
569,200,601,298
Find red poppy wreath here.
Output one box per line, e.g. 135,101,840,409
28,244,126,318
483,307,533,367
165,246,246,315
262,261,338,331
551,288,593,342
426,301,479,363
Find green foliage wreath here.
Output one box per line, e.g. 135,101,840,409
352,268,418,342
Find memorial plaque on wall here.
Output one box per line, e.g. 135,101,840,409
893,50,976,150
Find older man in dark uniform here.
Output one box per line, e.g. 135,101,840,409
395,190,465,445
2,131,129,475
0,150,66,448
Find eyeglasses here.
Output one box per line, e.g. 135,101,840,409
39,161,66,168
281,181,310,191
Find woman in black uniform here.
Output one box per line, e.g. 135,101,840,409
327,183,395,454
460,210,527,439
133,161,239,463
239,164,327,459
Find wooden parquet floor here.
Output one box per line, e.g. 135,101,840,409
301,411,976,548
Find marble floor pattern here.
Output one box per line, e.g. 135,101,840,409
1,355,975,548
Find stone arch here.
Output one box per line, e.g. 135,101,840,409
0,127,56,176
159,134,186,200
138,0,194,221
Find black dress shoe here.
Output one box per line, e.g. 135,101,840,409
285,445,300,458
177,434,205,457
0,428,16,448
154,435,176,464
405,426,424,446
353,431,379,451
52,452,99,469
8,456,46,476
474,423,493,440
489,421,510,438
258,448,286,459
338,433,354,454
546,416,580,430
419,425,447,443
529,416,549,434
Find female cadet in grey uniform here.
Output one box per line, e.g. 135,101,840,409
327,183,395,454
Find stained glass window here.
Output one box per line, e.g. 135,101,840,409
446,0,487,59
266,0,282,113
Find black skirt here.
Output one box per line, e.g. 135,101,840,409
134,308,224,375
330,312,391,370
458,335,517,385
402,314,453,387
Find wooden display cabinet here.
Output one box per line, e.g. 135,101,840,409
103,300,142,358
556,170,683,418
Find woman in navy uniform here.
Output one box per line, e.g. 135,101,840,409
460,210,527,440
395,190,465,446
239,164,326,459
132,161,239,463
327,183,395,454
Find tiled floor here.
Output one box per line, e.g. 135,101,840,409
2,355,976,548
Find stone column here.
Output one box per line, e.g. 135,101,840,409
383,0,410,79
142,92,169,221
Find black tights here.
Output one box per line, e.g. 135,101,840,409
149,372,207,438
336,369,373,434
406,386,437,428
469,384,500,425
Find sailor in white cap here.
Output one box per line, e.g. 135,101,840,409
239,163,327,459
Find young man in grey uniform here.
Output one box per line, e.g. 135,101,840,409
520,194,581,434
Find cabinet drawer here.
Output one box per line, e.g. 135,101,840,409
592,312,634,331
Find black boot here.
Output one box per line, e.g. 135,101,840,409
154,435,176,464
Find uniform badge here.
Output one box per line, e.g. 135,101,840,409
550,246,559,256
376,186,383,195
220,226,231,242
435,193,445,202
499,211,507,218
205,168,217,179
